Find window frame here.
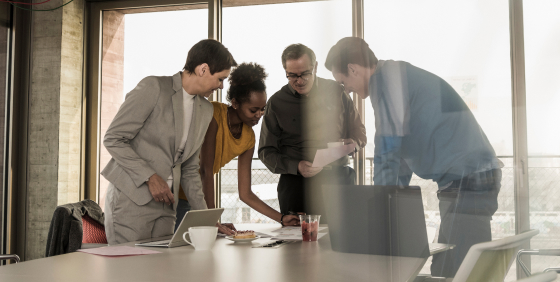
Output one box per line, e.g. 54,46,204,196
85,4,532,277
85,0,211,203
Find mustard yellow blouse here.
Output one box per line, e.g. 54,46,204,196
210,102,256,174
179,102,255,201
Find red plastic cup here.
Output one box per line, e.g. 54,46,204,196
299,215,321,241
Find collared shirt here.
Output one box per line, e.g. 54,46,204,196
166,87,196,188
258,76,367,175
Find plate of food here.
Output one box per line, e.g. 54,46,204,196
226,230,260,242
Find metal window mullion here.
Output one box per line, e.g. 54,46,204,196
352,0,365,185
509,0,531,278
2,2,14,262
208,0,222,209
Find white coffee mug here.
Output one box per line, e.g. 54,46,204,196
183,226,218,251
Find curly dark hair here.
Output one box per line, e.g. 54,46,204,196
183,39,237,74
226,62,267,105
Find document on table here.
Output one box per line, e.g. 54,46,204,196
78,246,161,257
268,226,328,241
271,233,328,241
270,226,328,233
218,231,272,238
312,143,356,168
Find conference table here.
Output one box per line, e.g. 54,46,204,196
0,224,447,282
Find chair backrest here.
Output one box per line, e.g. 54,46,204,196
82,214,108,244
46,200,107,257
515,272,558,282
453,229,540,282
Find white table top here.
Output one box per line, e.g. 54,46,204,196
0,224,430,282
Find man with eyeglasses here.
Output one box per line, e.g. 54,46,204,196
258,44,367,218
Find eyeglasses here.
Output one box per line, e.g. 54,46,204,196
286,71,313,82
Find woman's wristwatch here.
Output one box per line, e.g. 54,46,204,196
280,214,286,226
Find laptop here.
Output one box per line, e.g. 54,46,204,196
135,208,224,248
323,185,430,258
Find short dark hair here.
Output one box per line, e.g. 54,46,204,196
227,62,267,105
183,39,237,74
325,37,378,75
281,44,316,69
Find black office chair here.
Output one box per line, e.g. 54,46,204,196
45,199,107,257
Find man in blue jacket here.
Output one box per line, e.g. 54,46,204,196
325,37,502,278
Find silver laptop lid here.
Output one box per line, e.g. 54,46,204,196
169,208,224,247
136,208,224,248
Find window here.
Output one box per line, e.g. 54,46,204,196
524,0,560,273
364,0,513,276
87,4,559,279
98,6,208,209
220,0,351,224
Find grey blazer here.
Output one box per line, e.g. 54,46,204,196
101,72,212,210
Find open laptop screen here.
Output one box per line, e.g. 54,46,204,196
324,185,430,258
136,208,224,248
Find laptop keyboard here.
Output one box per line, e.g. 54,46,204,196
144,239,170,245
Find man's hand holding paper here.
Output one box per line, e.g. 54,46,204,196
339,138,357,157
312,142,357,168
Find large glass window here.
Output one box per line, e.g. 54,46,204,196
220,0,351,224
88,1,559,280
524,0,560,275
364,0,513,277
99,6,208,209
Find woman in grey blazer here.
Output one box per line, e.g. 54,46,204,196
102,39,237,245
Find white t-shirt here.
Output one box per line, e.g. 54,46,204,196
166,88,196,189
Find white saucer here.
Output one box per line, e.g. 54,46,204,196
225,235,260,242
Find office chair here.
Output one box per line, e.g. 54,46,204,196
423,229,540,282
46,199,107,257
515,271,558,282
517,248,560,277
451,229,539,282
81,213,109,248
0,254,20,263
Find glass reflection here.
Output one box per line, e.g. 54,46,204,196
325,37,502,278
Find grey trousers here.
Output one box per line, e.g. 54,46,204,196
431,168,502,278
104,183,176,245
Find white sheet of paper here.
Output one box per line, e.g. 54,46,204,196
77,246,161,257
270,226,327,234
271,233,327,241
254,232,273,238
218,231,273,238
312,143,356,168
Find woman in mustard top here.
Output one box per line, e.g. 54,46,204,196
176,63,299,228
